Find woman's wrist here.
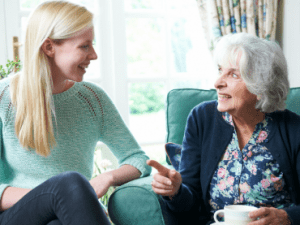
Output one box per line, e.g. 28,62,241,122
105,165,140,186
94,173,114,187
168,184,181,200
102,173,114,186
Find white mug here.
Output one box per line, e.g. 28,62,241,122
214,205,257,225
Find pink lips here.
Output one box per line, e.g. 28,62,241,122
78,63,90,72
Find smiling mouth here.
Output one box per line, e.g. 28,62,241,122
219,94,231,98
78,65,88,70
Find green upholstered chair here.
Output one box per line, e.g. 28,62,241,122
108,87,300,225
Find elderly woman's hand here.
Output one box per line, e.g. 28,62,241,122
248,207,291,225
147,160,182,198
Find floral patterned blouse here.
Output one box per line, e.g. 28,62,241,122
209,112,294,216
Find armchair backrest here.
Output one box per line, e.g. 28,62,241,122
166,87,300,146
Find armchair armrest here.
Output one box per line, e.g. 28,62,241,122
108,176,166,225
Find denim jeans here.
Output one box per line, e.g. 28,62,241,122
0,171,110,225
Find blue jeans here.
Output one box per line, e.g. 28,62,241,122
0,171,110,225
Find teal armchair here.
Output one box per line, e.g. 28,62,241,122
108,87,300,225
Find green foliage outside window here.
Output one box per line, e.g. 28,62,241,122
129,83,164,114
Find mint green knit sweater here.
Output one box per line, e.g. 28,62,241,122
0,76,151,200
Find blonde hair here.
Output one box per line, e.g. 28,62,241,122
10,1,93,156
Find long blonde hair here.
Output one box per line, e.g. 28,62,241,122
10,1,93,156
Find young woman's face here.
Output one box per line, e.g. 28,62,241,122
51,27,97,83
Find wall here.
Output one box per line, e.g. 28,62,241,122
0,0,8,65
278,0,300,87
0,0,20,68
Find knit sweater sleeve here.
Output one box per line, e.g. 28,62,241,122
84,82,151,177
0,120,9,198
0,80,10,199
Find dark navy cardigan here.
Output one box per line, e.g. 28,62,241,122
164,100,300,224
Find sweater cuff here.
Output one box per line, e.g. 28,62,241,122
162,184,194,212
162,184,182,202
119,155,151,178
284,206,300,225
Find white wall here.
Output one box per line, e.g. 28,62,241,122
0,0,8,66
279,0,300,87
0,0,20,67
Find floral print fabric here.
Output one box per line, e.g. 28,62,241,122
195,0,279,51
209,112,294,216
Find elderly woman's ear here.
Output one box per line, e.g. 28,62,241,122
257,95,261,101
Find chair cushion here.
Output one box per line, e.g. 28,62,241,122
165,88,217,164
165,143,182,171
166,88,217,145
108,176,165,225
286,87,300,115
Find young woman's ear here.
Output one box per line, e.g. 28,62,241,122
41,38,55,57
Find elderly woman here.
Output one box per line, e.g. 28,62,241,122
147,32,300,225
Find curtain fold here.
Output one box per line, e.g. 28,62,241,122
196,0,279,52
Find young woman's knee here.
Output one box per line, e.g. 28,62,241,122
51,171,95,197
55,171,88,185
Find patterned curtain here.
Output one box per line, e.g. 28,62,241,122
196,0,279,52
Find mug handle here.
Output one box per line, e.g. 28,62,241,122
214,209,225,224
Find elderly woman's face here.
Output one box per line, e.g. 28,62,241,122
214,64,257,117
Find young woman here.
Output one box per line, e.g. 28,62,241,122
0,1,151,224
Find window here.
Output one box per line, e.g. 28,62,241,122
2,0,216,165
124,0,216,164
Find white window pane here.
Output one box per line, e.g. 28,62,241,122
67,0,97,12
20,0,45,9
129,82,166,144
141,143,167,168
68,0,94,7
167,6,216,88
21,0,97,13
126,18,166,78
167,0,195,10
170,80,203,89
125,0,163,10
169,17,192,74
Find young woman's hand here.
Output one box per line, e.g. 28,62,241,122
248,207,291,225
89,173,113,198
147,160,182,198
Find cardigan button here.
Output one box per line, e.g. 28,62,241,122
276,153,280,157
289,187,293,191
